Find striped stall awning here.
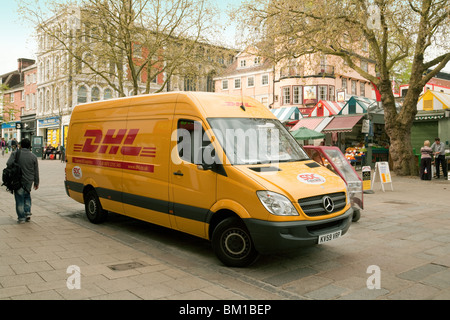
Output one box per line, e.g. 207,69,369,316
339,96,377,115
417,90,450,112
271,107,303,121
290,117,333,132
322,115,364,133
309,101,344,117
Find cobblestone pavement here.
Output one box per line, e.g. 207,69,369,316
1,155,450,301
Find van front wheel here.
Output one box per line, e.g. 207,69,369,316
85,189,108,224
212,217,259,267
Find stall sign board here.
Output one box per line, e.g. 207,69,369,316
362,166,372,191
372,162,393,192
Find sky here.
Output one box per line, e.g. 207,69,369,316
0,1,38,75
1,1,448,76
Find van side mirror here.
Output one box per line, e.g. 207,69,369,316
197,145,221,173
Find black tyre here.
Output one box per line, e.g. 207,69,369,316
211,217,259,267
84,189,108,224
352,209,361,222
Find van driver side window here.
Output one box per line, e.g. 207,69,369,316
177,119,211,164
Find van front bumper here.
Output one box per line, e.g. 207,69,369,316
243,208,353,254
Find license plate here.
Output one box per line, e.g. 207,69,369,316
318,230,342,244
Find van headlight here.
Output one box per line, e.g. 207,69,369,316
257,191,299,216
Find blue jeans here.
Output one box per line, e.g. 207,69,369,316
14,188,31,221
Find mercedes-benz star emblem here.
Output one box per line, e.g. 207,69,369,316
322,196,335,213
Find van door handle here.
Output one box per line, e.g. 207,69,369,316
173,171,184,176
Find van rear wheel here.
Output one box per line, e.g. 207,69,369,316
212,217,259,267
85,189,108,224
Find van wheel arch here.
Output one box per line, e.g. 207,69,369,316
208,210,237,240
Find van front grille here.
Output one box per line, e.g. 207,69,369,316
298,192,346,217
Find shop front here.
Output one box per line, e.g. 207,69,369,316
1,122,20,141
321,114,389,168
37,117,61,147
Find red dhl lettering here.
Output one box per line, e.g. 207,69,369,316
224,101,257,108
75,129,156,157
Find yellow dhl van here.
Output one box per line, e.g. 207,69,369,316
65,92,353,267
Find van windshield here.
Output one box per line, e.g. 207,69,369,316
208,118,309,165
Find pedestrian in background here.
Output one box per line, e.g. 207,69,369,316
7,138,40,224
431,137,448,179
420,140,433,180
1,138,5,156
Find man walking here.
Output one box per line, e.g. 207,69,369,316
7,138,40,224
431,137,448,179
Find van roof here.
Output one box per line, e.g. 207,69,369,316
72,92,276,120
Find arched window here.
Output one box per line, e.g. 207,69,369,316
54,88,60,111
45,89,51,112
104,88,112,100
91,87,100,101
77,86,88,104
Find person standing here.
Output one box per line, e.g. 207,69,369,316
11,138,18,151
420,140,433,180
1,138,5,156
6,138,40,224
431,137,448,179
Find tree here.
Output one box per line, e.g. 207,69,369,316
19,0,226,97
238,0,450,175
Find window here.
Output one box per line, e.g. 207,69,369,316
261,97,268,107
262,74,269,86
351,80,357,95
293,86,302,104
92,87,100,101
342,78,348,93
362,41,369,52
222,80,229,90
207,74,214,92
282,87,291,105
360,83,366,97
133,44,142,58
247,76,254,88
234,78,241,89
328,86,335,101
254,57,261,65
240,60,246,68
319,85,328,100
177,119,211,164
104,88,112,100
361,60,368,73
77,86,88,104
55,88,60,111
184,76,197,91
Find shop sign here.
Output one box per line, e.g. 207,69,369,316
38,117,60,128
1,122,18,129
361,119,370,133
372,161,393,192
362,166,372,191
303,86,317,105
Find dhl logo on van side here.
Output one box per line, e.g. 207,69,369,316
73,129,156,158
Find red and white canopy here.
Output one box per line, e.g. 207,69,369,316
309,100,343,117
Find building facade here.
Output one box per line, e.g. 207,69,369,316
21,63,38,140
0,58,35,142
214,49,377,115
213,50,275,109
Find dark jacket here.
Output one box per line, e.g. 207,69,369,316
7,148,40,192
